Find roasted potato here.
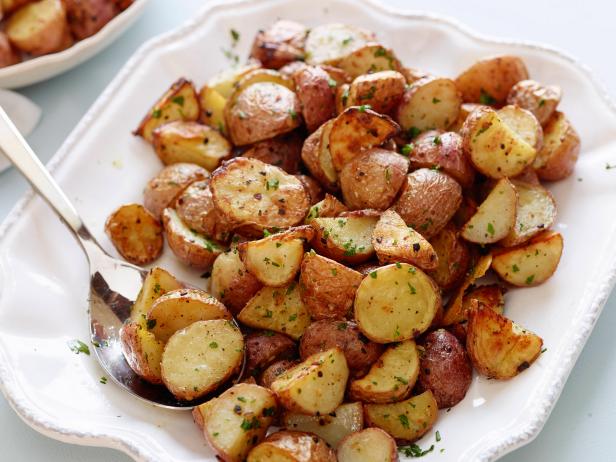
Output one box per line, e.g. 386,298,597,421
6,0,69,56
364,391,438,442
230,69,296,103
238,226,314,287
146,288,230,343
349,340,419,403
372,210,438,270
243,131,303,174
295,175,324,205
417,329,472,408
225,82,301,146
199,85,227,134
259,359,299,389
248,431,336,462
337,427,398,462
271,347,349,415
161,319,244,400
152,121,231,170
461,106,537,179
507,79,562,126
175,180,234,243
500,180,556,247
408,131,475,189
426,224,471,290
134,78,200,142
339,147,408,210
300,122,338,191
392,168,462,239
64,0,119,40
238,283,311,340
0,32,21,68
245,331,297,378
497,104,543,151
299,320,384,377
467,304,543,379
396,76,461,133
299,252,363,320
282,402,363,448
206,63,261,99
304,23,374,65
309,213,379,264
455,55,529,105
198,383,277,462
347,70,406,114
492,230,563,286
533,111,580,181
461,178,517,244
104,203,163,265
293,65,336,132
305,193,348,222
463,284,506,317
250,19,307,69
329,106,400,171
211,157,310,232
354,263,441,343
450,102,488,132
336,43,401,78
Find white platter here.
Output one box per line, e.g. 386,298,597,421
0,0,151,89
1,0,616,460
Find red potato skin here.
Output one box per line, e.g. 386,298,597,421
242,131,304,174
245,331,297,378
259,359,299,389
294,66,337,132
0,32,20,68
250,20,307,69
64,0,120,40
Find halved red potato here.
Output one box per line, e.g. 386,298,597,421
210,250,262,315
293,65,336,132
250,19,308,69
426,224,471,290
248,431,336,462
346,70,406,114
507,79,562,125
450,103,488,132
533,111,580,181
305,193,348,222
336,43,402,78
337,428,398,462
304,23,374,65
243,131,303,174
497,104,543,151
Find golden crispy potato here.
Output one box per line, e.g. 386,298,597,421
461,106,537,179
492,230,563,286
304,23,374,65
317,119,340,187
198,85,227,134
293,65,336,132
349,340,419,403
134,78,200,142
259,359,298,389
392,168,462,239
450,102,488,132
225,82,301,146
162,208,224,270
463,284,506,317
396,77,461,134
238,226,314,287
119,321,165,384
243,131,303,174
329,106,400,171
507,79,562,125
498,104,543,151
250,20,307,69
336,43,402,78
152,121,231,170
206,63,261,99
347,70,406,114
417,329,472,408
309,214,379,264
230,69,296,104
175,180,234,243
64,0,119,40
211,157,310,232
248,431,336,462
408,131,475,189
372,210,438,270
282,402,363,448
337,427,398,462
305,194,348,222
211,249,262,315
500,180,556,247
299,252,362,320
461,178,517,244
146,288,230,343
467,304,543,379
245,331,297,378
533,111,580,181
0,32,21,68
199,383,277,462
339,147,408,210
300,122,336,191
299,320,384,378
271,347,349,415
161,319,243,400
295,175,323,205
6,0,69,56
104,203,163,265
129,267,183,324
238,283,310,340
426,224,470,290
354,263,441,343
455,55,529,104
364,391,438,442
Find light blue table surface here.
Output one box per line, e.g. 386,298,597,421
1,0,615,460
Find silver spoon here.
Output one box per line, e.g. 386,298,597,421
0,106,242,409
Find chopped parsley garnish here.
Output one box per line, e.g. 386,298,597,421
209,341,219,349
401,143,414,156
479,88,496,105
394,376,408,385
342,37,353,46
288,314,297,321
230,28,240,44
399,443,435,457
68,339,90,355
266,178,280,190
525,274,535,285
358,104,372,112
606,163,616,170
408,283,417,295
487,222,495,237
433,136,441,145
436,430,441,442
327,78,337,88
264,309,273,318
541,347,548,354
288,108,298,120
240,417,261,431
512,264,520,273
172,96,185,106
100,376,108,384
151,109,162,118
146,319,157,329
330,268,338,276
538,99,546,107
341,87,349,106
263,406,276,416
432,97,441,104
359,85,376,101
263,229,272,237
374,47,387,57
153,283,161,294
398,414,410,429
337,322,348,331
370,271,378,279
407,126,421,139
